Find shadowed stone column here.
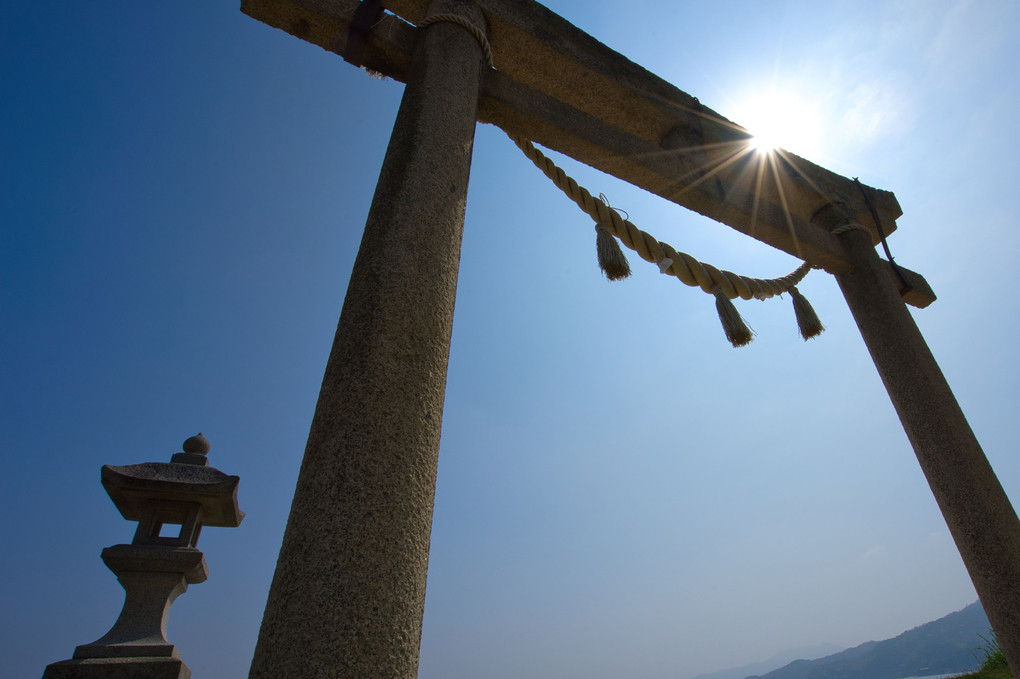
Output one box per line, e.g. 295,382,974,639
248,2,487,678
816,204,1020,676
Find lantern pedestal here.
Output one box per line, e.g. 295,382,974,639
43,546,206,678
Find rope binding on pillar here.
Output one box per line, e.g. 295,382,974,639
418,13,494,68
508,132,828,347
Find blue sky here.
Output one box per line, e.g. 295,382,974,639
3,1,1019,678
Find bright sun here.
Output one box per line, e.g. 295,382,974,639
734,90,824,158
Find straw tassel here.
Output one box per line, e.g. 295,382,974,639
712,285,754,347
595,223,631,281
789,285,824,340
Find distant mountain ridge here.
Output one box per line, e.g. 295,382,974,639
691,644,846,679
747,601,989,679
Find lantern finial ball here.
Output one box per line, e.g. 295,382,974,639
182,433,210,456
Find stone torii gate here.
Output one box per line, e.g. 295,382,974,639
240,1,1020,677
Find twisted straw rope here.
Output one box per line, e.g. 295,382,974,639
418,14,494,68
831,222,871,237
510,133,813,300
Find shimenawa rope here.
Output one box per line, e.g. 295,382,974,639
508,133,825,345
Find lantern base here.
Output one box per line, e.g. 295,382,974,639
43,655,190,679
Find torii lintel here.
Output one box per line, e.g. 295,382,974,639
241,0,935,308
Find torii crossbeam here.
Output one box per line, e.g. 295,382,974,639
241,1,1020,677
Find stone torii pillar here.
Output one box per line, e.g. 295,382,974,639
247,1,488,677
814,204,1020,674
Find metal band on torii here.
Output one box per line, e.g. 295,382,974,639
342,0,385,68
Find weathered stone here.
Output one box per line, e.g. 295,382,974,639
816,204,1020,676
42,656,191,679
231,0,1019,675
239,0,942,309
247,2,488,677
102,463,242,528
44,437,242,679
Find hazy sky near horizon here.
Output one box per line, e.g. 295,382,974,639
3,1,1019,678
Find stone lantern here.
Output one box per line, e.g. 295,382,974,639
43,434,244,679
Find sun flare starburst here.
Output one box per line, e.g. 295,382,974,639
735,90,824,158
